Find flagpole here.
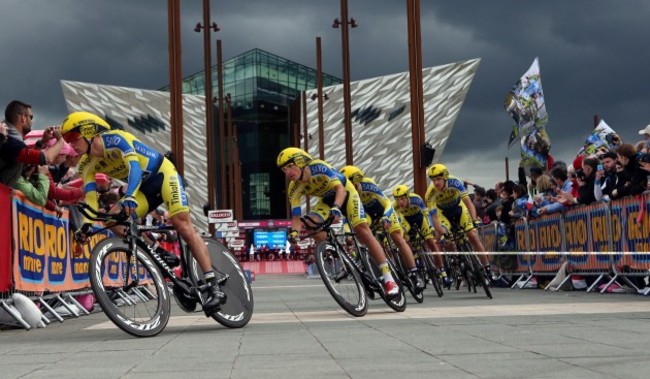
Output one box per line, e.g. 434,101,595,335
505,157,510,181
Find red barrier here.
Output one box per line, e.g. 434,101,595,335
0,184,12,292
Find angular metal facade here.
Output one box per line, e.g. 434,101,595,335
304,58,480,195
61,80,211,231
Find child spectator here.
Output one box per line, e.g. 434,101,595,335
509,184,530,220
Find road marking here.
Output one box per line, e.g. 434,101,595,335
85,301,650,330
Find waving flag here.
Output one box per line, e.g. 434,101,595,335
520,127,551,170
504,57,548,149
577,119,622,157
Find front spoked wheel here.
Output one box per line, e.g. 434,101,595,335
315,241,368,317
89,238,171,338
189,238,254,328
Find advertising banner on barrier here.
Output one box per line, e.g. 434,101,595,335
0,184,12,292
11,192,111,292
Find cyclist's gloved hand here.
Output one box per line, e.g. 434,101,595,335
473,219,483,229
381,216,391,229
120,195,138,216
329,205,342,221
288,229,299,244
74,222,93,244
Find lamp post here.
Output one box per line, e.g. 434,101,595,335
332,0,357,165
194,0,219,233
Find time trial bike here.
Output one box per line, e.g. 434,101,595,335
301,215,406,317
74,203,254,337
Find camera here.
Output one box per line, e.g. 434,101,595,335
576,168,586,181
638,153,650,164
597,164,604,171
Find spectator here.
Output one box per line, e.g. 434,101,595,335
639,124,650,152
575,157,599,205
611,143,647,199
538,167,573,215
509,184,530,220
1,101,64,186
483,188,500,223
595,151,618,201
471,185,487,221
0,121,7,146
498,181,515,225
12,164,50,206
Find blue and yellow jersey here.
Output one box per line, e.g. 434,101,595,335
424,175,469,211
77,130,178,216
392,192,432,226
357,177,393,220
287,159,354,217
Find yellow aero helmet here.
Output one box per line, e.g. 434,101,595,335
276,147,312,169
61,111,110,140
428,163,449,180
392,184,410,198
340,165,364,184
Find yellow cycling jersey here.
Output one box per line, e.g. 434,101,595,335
77,130,188,218
287,159,346,216
424,175,469,211
287,159,366,227
357,177,394,220
392,192,435,240
392,193,430,218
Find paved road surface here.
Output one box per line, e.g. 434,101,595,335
1,274,650,378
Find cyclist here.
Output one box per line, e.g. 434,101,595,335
277,147,399,296
61,111,225,315
340,165,425,293
424,163,490,271
392,184,452,287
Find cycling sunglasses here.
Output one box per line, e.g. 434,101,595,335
63,131,82,143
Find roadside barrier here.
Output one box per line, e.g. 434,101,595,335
0,184,110,330
480,193,650,293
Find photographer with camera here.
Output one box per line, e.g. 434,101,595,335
610,143,648,200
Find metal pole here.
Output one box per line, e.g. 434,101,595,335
505,157,510,182
217,40,228,211
302,92,308,153
201,0,216,234
340,0,353,165
168,0,184,175
316,36,325,160
234,125,243,221
407,0,426,196
227,91,235,214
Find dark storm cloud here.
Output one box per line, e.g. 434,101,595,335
2,0,649,184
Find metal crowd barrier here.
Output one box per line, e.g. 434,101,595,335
478,193,650,294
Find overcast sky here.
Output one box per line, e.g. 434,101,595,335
2,0,650,187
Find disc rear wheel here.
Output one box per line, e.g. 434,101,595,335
189,238,254,328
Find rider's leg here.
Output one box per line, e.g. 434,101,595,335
170,212,225,312
467,229,489,266
392,230,425,291
392,230,416,269
355,222,399,295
